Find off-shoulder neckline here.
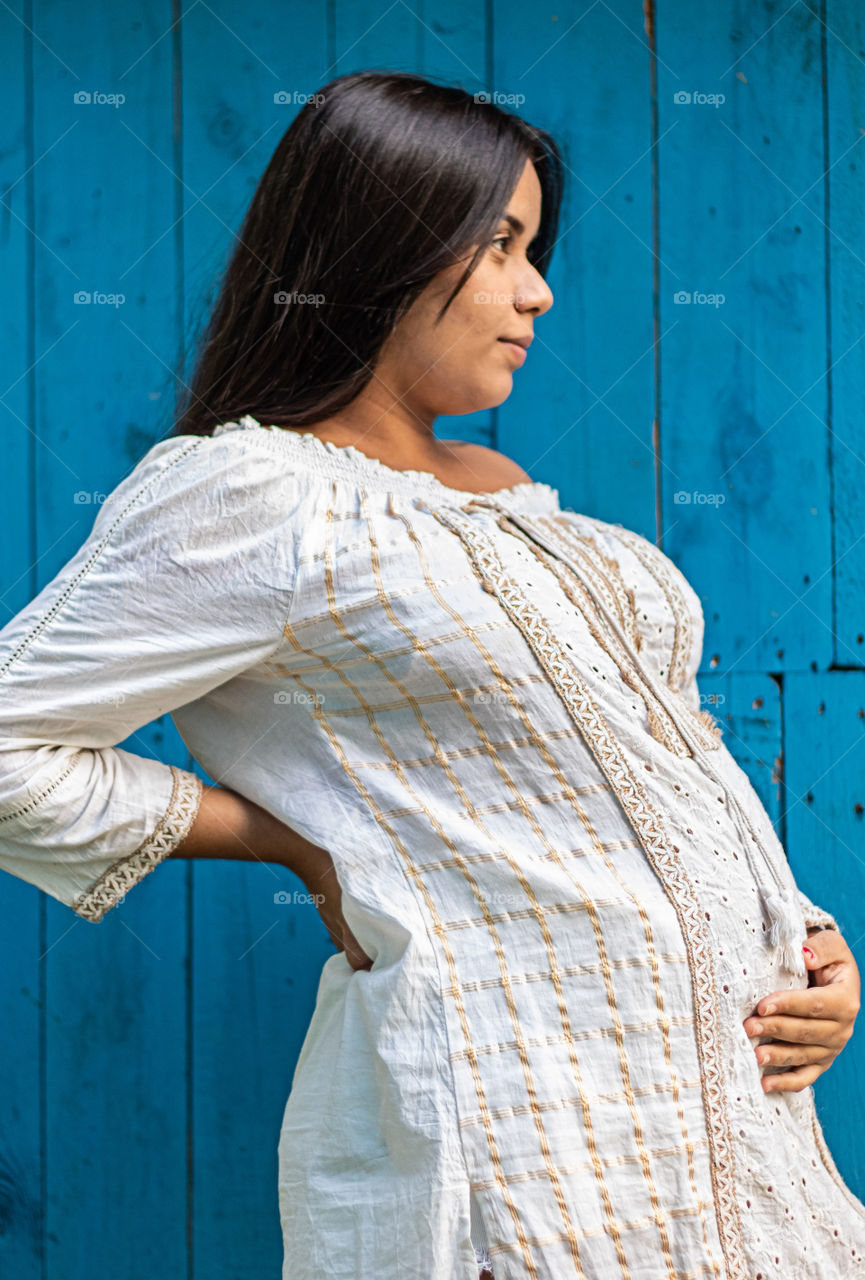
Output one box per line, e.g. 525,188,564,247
211,415,561,510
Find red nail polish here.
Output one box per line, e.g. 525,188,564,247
803,945,814,959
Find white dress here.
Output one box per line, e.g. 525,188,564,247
0,414,863,1280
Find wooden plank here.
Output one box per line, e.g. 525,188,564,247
0,5,43,1277
784,672,865,1193
825,0,865,666
495,0,657,532
657,0,832,672
28,3,188,1276
331,0,495,448
180,6,333,1277
704,671,785,825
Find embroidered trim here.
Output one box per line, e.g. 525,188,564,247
554,516,721,752
503,514,722,756
588,518,696,695
538,515,644,656
692,706,724,749
427,501,749,1280
502,518,694,759
0,440,204,682
72,766,204,922
0,750,85,823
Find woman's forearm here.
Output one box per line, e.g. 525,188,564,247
169,783,332,891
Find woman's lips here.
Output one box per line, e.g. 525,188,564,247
498,339,527,365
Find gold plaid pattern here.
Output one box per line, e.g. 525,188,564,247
190,422,865,1279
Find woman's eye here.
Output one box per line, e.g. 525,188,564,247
491,232,512,252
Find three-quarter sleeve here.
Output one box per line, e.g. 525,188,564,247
0,433,305,923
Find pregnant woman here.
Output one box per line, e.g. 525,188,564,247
1,70,863,1279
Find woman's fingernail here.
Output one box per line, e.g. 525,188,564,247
803,946,815,959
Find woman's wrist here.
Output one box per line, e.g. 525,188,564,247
170,783,331,887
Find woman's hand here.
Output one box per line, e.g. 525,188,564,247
302,848,374,971
743,928,861,1092
172,786,375,970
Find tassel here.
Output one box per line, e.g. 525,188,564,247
762,887,807,979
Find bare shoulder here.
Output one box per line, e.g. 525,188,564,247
440,440,533,488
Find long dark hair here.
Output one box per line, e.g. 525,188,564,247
172,70,565,438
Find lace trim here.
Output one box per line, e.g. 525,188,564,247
539,515,644,655
691,705,724,749
563,518,722,752
0,750,85,823
590,518,696,695
72,766,204,922
424,499,749,1280
558,519,722,753
502,518,694,759
503,514,722,756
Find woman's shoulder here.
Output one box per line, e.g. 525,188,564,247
438,440,534,491
91,425,320,534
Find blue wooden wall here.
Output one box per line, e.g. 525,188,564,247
1,1,863,1275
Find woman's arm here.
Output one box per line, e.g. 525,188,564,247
0,433,310,924
170,785,373,969
170,784,329,882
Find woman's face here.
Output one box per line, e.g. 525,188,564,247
375,158,554,423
